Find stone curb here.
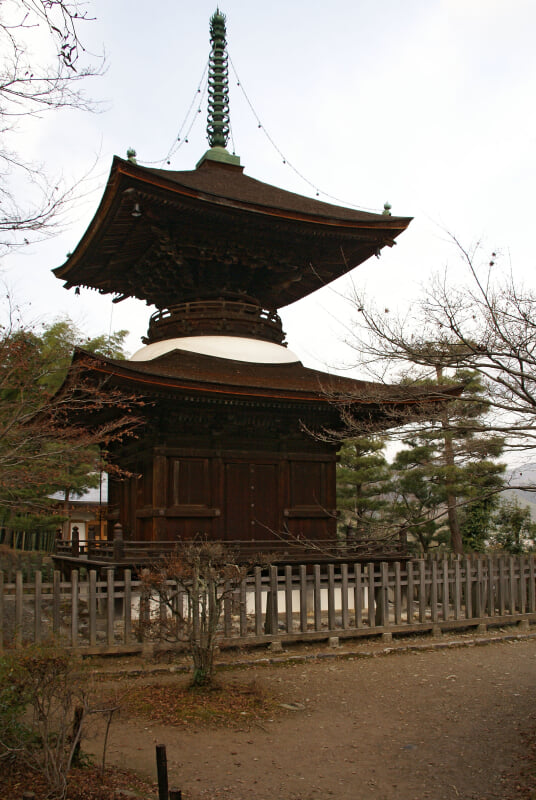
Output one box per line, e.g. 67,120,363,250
89,629,536,679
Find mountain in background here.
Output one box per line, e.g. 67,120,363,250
504,463,536,518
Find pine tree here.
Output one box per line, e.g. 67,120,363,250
388,369,505,554
489,498,536,554
0,316,136,530
336,436,393,540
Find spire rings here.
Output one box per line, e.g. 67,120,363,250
207,9,230,148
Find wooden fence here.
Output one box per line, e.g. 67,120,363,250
0,528,56,553
0,550,54,583
0,555,534,654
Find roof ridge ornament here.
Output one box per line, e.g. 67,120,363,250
196,9,241,168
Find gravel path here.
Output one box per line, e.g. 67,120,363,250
87,634,536,800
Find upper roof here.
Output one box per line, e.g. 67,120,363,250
54,156,412,310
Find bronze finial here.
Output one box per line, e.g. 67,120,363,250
207,9,230,148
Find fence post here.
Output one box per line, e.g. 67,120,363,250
486,556,495,617
89,570,97,646
518,556,526,615
393,561,402,625
464,557,473,619
107,569,115,645
313,565,322,631
239,577,248,637
285,565,293,633
528,557,535,613
430,561,438,623
406,561,414,624
376,562,389,627
498,557,506,616
124,569,132,644
354,563,363,628
442,559,450,621
71,570,79,648
508,557,516,615
341,563,349,629
327,564,336,630
255,567,263,636
139,573,150,642
71,526,80,558
264,566,279,635
364,563,373,627
453,558,461,620
0,570,4,653
13,570,24,648
299,564,308,633
113,523,124,561
474,558,483,619
418,560,426,623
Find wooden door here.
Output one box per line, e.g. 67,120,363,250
224,461,280,541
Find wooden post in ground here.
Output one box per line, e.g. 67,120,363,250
156,744,169,800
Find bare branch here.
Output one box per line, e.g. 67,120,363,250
0,1,104,251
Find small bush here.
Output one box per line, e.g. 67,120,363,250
0,644,94,799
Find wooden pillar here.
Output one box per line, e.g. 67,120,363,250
153,453,168,540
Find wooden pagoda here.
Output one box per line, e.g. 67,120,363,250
53,11,450,559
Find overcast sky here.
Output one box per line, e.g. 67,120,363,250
5,0,536,372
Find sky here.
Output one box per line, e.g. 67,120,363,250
4,0,536,374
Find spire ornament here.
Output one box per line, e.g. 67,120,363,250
207,9,230,148
196,10,240,168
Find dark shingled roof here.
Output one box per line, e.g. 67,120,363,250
141,158,403,225
53,157,412,310
72,347,460,408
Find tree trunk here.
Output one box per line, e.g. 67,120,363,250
436,365,464,555
62,488,71,540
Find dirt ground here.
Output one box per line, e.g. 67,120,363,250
86,632,536,800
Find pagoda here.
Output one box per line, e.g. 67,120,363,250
54,12,445,552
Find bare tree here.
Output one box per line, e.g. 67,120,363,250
0,1,103,252
139,541,259,687
344,237,536,457
323,238,536,553
0,644,118,799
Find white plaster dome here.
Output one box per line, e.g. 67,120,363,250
130,335,300,364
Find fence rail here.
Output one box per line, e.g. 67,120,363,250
53,536,408,566
1,555,534,654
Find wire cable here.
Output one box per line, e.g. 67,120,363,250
139,60,209,166
229,55,382,213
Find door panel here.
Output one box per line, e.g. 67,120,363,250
224,461,280,541
224,462,250,540
250,463,279,539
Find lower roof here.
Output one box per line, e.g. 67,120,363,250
71,347,460,410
